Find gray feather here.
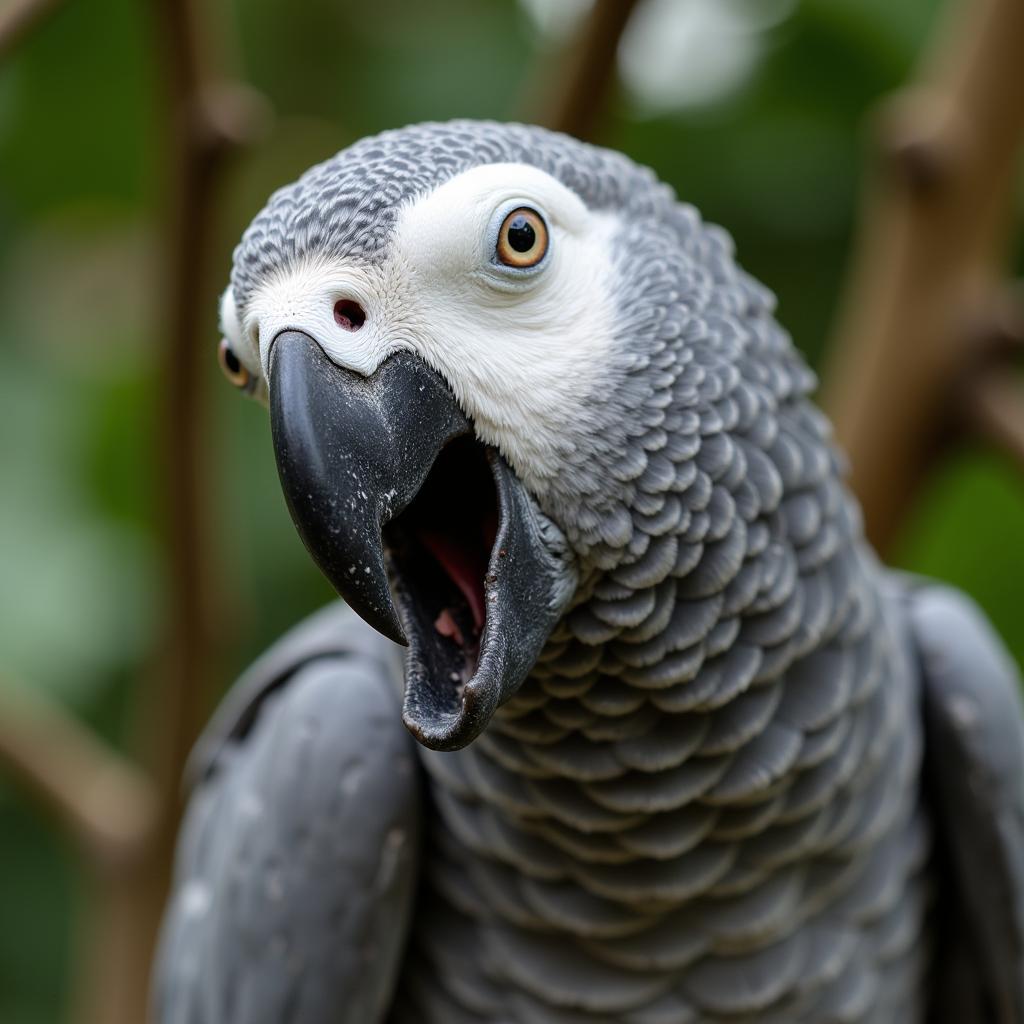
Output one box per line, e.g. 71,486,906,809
911,583,1024,1022
153,609,419,1023
159,120,1024,1023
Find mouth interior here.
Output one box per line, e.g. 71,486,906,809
385,435,499,704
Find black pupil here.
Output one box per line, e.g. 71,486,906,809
224,346,242,375
507,215,536,253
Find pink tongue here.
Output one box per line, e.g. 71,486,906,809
418,530,486,632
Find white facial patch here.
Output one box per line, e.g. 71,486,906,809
388,163,621,487
219,287,246,364
243,256,399,381
238,162,622,492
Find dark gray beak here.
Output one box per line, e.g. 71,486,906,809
269,330,572,750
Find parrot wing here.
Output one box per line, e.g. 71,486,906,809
910,582,1024,1023
152,603,421,1024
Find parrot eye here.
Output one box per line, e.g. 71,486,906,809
495,207,548,269
218,338,254,392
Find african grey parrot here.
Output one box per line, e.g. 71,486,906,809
153,120,1024,1023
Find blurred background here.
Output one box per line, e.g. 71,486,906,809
0,0,1021,1021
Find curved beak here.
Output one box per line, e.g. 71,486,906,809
268,331,573,750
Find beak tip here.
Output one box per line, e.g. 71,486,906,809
385,621,410,648
399,670,499,751
401,709,479,752
348,598,408,648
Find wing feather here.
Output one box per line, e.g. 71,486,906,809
911,583,1024,1023
154,608,419,1024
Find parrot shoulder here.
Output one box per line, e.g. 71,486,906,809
909,581,1024,1022
154,602,420,1024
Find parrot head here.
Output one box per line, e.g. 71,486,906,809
218,121,771,751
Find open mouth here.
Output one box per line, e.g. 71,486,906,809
268,332,573,750
385,435,500,716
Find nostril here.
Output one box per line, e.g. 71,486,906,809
334,299,366,331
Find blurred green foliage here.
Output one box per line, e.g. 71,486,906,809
0,0,1021,1020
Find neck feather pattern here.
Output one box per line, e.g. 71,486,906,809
402,210,929,1022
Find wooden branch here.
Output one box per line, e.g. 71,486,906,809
965,367,1024,470
148,0,265,806
0,0,65,59
0,679,156,868
532,0,642,140
67,5,266,1024
820,0,1024,553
